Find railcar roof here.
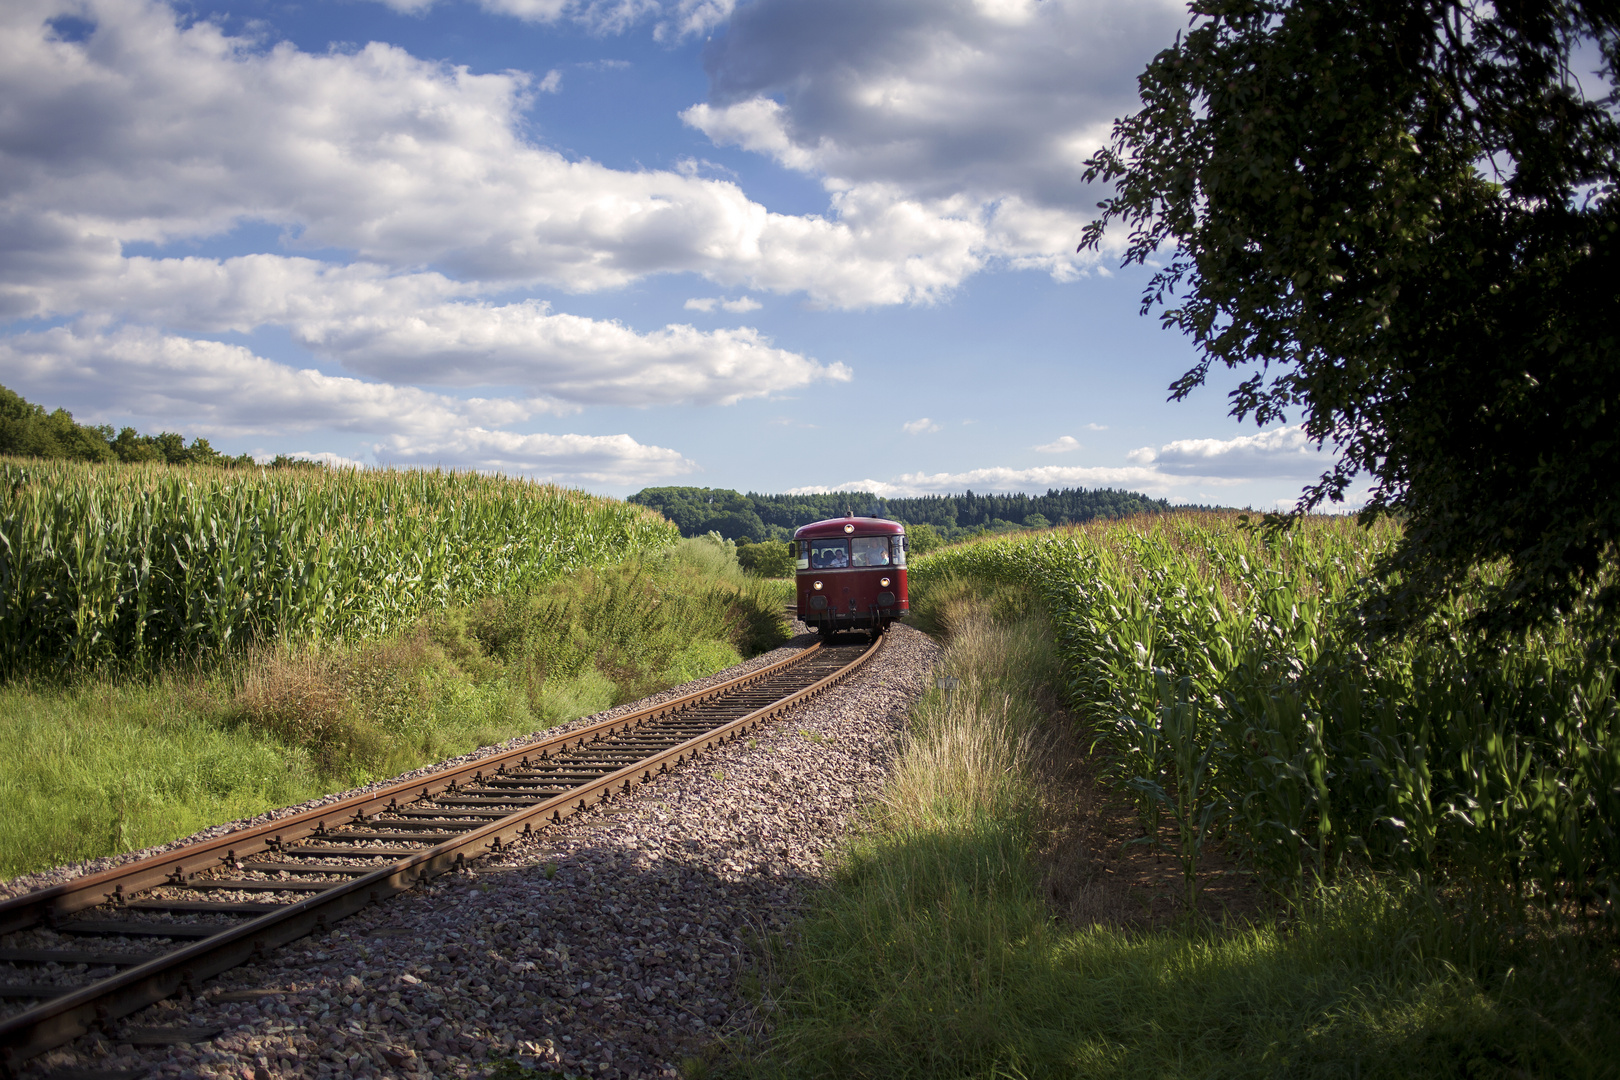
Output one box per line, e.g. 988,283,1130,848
793,516,905,539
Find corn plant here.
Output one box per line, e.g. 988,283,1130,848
911,513,1620,919
0,458,679,676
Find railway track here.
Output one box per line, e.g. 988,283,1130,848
0,635,881,1076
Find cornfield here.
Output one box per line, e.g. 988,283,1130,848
913,514,1620,918
0,458,679,675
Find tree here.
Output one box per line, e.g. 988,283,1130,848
736,540,796,577
1083,0,1620,638
0,385,114,462
905,523,946,555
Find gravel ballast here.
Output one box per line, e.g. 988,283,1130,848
15,624,939,1080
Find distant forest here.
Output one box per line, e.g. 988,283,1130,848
629,486,1174,543
1,384,318,469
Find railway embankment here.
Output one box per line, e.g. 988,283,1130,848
12,624,939,1079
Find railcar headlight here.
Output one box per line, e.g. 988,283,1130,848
813,580,823,590
843,523,855,533
879,577,891,587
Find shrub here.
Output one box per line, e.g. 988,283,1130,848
737,539,795,578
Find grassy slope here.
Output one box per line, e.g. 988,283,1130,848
741,576,1620,1080
1,539,788,882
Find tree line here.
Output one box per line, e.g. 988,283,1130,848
629,485,1175,545
0,384,321,469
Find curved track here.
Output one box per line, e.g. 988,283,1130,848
0,635,881,1075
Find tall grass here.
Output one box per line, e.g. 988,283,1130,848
748,580,1620,1080
910,515,1620,917
0,539,788,882
0,458,678,676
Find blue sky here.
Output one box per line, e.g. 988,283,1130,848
0,0,1342,506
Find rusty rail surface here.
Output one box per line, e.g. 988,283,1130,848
0,634,884,1073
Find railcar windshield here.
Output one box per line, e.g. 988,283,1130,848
851,536,890,567
891,534,906,567
808,539,850,569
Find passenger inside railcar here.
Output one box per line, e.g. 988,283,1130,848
850,536,890,566
809,540,849,568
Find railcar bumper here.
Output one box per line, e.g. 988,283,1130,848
799,603,907,631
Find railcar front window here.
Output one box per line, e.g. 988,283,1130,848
851,536,890,567
891,534,906,567
794,541,810,571
809,540,850,569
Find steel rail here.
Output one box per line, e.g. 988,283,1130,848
0,641,828,939
0,634,884,1073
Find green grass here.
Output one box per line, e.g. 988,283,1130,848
742,580,1620,1080
0,678,326,875
1,538,788,882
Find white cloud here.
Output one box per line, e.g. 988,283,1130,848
1085,422,1108,431
0,0,1002,310
537,68,563,93
686,296,763,313
786,467,1180,499
787,434,1336,497
1033,435,1080,453
300,301,849,407
902,417,940,435
1,324,533,436
1130,426,1333,480
0,324,695,485
367,0,736,39
8,254,845,407
253,449,369,469
684,0,1186,277
374,428,694,486
849,465,1195,498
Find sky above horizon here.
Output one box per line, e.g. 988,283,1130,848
1,0,1348,507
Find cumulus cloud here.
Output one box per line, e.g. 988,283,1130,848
694,0,1180,205
254,449,370,469
825,465,1191,498
1033,435,1081,453
791,427,1339,498
6,254,844,407
684,296,762,313
0,0,1001,309
902,418,940,435
1085,422,1108,431
374,428,694,486
1129,426,1333,480
0,324,695,485
787,452,1325,499
369,0,736,38
300,300,848,407
685,0,1186,276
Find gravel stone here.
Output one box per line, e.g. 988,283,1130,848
13,623,938,1079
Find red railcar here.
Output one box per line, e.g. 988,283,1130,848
791,515,908,640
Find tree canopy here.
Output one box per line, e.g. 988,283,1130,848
1082,0,1620,638
0,384,322,470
